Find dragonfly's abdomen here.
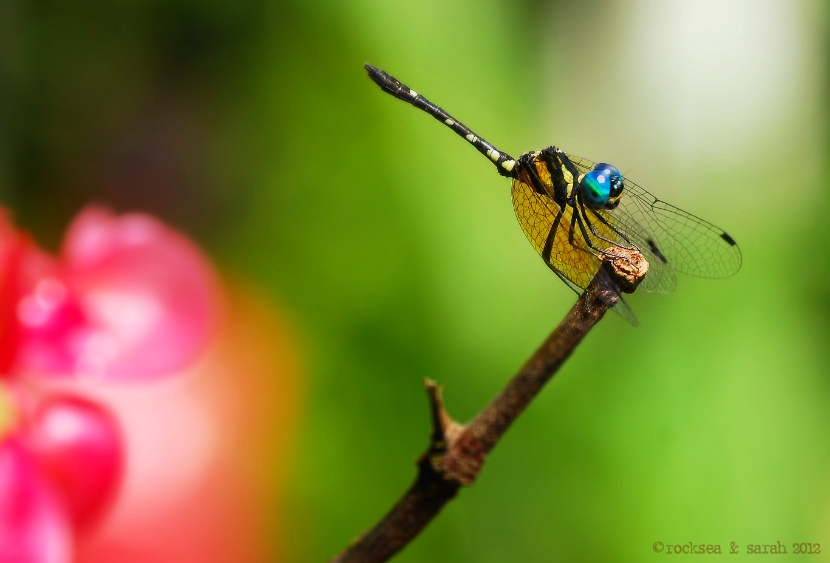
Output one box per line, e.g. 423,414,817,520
364,64,517,177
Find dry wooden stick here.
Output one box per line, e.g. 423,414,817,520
329,251,647,563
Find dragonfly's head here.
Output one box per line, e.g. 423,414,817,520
581,163,624,210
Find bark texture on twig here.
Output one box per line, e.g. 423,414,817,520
328,261,641,563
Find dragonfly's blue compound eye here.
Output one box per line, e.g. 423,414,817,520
581,169,613,209
592,163,624,208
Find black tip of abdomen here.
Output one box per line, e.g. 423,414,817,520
363,64,400,96
364,64,382,84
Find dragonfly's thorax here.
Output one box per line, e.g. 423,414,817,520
515,148,577,205
515,148,626,211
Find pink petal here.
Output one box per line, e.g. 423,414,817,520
0,212,41,377
17,206,221,381
26,395,123,530
0,437,72,563
13,258,86,377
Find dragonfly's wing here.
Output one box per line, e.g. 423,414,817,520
566,153,742,280
564,155,677,294
590,205,677,294
551,266,639,326
511,166,638,326
511,169,603,291
613,294,638,326
619,179,742,278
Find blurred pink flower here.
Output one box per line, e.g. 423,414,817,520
14,206,221,381
0,205,223,563
24,395,123,530
0,211,37,376
0,437,71,563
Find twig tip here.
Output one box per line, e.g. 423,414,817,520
601,247,649,293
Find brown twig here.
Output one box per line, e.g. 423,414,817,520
328,256,646,563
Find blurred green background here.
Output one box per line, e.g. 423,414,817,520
1,0,828,561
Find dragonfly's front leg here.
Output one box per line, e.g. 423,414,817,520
572,201,630,263
565,195,610,259
578,200,633,249
587,209,636,250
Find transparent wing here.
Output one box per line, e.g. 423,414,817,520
556,155,677,294
612,294,638,326
589,204,677,294
551,267,639,326
567,153,742,279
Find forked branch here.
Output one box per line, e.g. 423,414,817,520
329,251,646,563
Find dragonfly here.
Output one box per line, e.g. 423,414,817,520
364,64,742,325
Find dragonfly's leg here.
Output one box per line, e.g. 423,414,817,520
568,196,625,264
586,208,633,247
578,203,622,247
578,200,633,249
571,198,639,266
567,204,579,247
576,205,640,272
541,206,565,265
566,197,598,252
573,210,627,261
572,212,605,258
542,207,594,315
